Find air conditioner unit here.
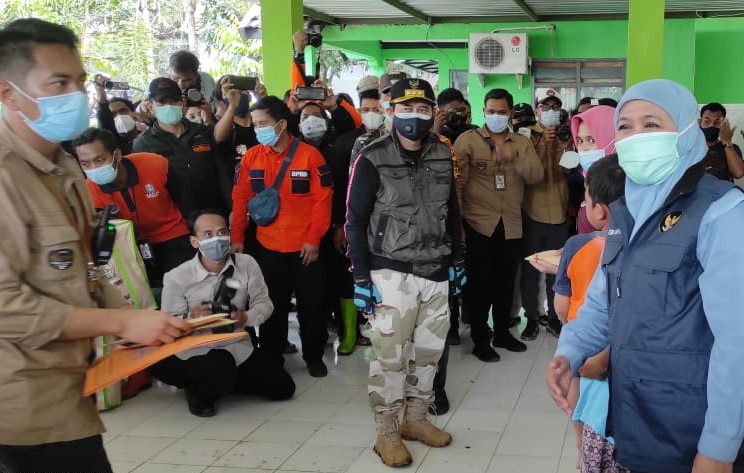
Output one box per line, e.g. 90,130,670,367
469,33,529,74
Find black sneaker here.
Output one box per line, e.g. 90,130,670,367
186,393,216,418
520,320,540,341
493,331,527,352
547,318,563,338
307,359,328,378
446,330,461,346
538,315,549,326
431,389,450,415
472,344,500,363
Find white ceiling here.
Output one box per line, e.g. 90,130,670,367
302,0,744,24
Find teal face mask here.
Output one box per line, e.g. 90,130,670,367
616,125,694,185
155,104,183,125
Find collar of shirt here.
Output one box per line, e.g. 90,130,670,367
191,252,236,282
0,118,69,176
99,157,139,194
476,125,516,143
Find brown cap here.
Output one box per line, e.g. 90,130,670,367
356,75,380,94
379,72,408,94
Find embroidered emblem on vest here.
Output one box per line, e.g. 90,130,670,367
660,211,682,232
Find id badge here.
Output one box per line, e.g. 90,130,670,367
495,173,506,191
138,242,153,260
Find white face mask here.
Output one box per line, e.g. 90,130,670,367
299,115,328,141
540,109,561,127
114,114,136,134
484,113,509,133
361,111,385,131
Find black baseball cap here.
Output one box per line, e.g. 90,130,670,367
148,77,182,102
513,102,535,119
389,78,436,106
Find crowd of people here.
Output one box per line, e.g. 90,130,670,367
1,16,744,473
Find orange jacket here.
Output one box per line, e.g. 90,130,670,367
231,138,332,252
290,55,362,129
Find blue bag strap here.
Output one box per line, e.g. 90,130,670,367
271,138,300,190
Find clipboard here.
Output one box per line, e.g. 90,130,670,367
84,331,247,397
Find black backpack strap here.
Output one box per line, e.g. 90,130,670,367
271,138,300,190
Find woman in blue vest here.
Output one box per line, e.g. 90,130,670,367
546,79,744,473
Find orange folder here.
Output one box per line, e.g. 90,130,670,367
84,332,247,397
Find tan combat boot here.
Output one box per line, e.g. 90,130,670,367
400,397,452,447
374,410,413,467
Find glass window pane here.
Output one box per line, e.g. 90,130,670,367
449,69,469,100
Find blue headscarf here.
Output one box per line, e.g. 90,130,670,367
614,79,707,238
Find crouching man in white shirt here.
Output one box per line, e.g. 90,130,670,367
150,209,296,417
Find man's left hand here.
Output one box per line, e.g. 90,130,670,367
231,310,248,329
300,243,319,266
692,452,733,473
720,120,737,144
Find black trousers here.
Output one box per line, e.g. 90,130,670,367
253,243,328,361
520,214,568,321
463,220,523,348
0,435,112,473
149,347,295,403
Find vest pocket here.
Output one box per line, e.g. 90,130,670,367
291,178,311,194
249,169,266,193
631,244,686,315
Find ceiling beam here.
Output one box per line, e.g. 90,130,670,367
512,0,539,21
303,7,341,25
379,0,431,24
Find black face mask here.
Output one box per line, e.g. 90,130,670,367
393,115,433,141
701,126,720,142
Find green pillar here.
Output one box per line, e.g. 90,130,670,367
260,0,304,96
626,0,665,86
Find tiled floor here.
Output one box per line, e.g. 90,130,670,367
103,320,578,473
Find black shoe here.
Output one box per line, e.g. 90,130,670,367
186,394,216,418
472,344,500,363
520,320,540,341
547,317,563,338
306,359,328,378
508,316,521,328
538,315,549,326
493,331,527,352
284,341,298,354
446,330,461,346
431,389,450,415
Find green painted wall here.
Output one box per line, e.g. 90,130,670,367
694,18,744,104
321,17,743,122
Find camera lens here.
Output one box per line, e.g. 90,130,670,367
104,80,114,90
187,89,203,102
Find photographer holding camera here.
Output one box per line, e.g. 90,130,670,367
434,88,478,144
92,74,148,154
169,50,217,119
150,209,295,417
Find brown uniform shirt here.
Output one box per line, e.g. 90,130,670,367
523,123,569,225
0,120,103,445
453,127,544,240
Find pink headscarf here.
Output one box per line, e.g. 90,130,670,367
570,105,616,154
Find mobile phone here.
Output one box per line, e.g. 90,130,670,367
228,75,257,91
296,86,326,101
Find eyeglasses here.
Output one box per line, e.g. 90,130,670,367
539,103,561,112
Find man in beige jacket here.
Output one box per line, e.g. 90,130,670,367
453,88,543,363
0,18,188,472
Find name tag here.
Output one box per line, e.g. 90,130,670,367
290,170,309,178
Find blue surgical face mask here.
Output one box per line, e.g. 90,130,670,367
85,156,119,185
578,149,605,171
615,121,695,186
485,113,509,133
155,104,183,125
540,109,561,127
256,123,280,146
10,82,89,143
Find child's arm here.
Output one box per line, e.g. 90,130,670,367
554,294,569,324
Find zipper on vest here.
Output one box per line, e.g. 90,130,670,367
616,275,621,298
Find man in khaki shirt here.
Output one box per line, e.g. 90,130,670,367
0,19,188,472
520,88,569,342
453,88,543,363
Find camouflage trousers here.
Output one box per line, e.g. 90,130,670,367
368,269,450,413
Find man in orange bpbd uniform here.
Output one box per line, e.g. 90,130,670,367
231,96,333,378
72,127,195,287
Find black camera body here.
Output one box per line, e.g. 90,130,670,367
446,110,466,130
105,80,129,90
556,124,572,142
305,29,322,47
209,267,240,334
185,88,205,107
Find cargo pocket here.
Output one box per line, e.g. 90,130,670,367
249,169,266,193
291,177,310,194
631,244,686,315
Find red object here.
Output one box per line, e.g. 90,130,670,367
511,35,521,47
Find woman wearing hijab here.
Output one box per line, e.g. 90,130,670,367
546,79,744,473
572,105,617,234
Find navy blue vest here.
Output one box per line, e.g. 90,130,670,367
603,164,734,472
